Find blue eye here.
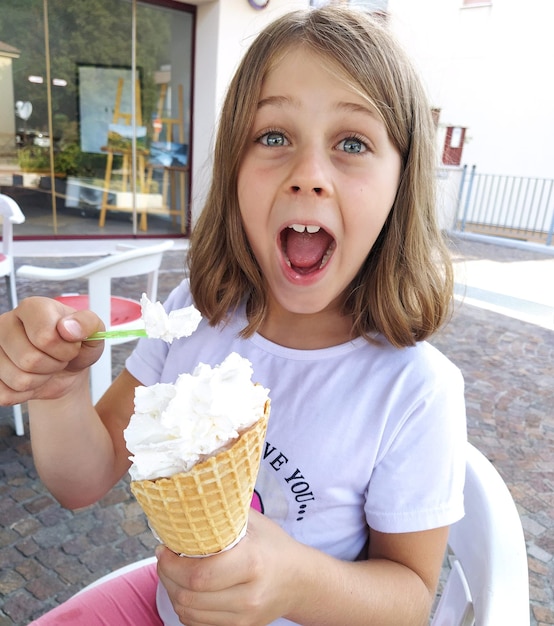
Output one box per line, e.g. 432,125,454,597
259,131,287,147
339,137,366,154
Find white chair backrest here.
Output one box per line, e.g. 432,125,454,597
0,194,25,257
432,559,473,626
431,443,530,626
0,195,26,434
16,240,175,402
17,240,174,326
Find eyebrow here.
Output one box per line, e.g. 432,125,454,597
257,95,294,109
257,95,379,119
337,101,380,119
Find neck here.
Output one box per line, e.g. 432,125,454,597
257,306,355,350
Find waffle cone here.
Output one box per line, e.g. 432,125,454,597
130,402,269,556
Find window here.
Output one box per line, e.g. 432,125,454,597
0,0,194,239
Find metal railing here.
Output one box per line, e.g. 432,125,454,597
455,165,554,246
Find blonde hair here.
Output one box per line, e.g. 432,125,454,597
188,5,453,348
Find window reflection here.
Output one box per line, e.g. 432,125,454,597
0,0,193,238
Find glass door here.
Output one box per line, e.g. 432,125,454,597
0,0,194,239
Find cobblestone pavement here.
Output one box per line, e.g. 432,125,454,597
1,238,553,625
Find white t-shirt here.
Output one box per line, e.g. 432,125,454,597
125,280,467,626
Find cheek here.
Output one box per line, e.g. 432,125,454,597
238,166,273,236
234,173,258,255
238,191,259,241
237,188,262,254
344,188,395,257
237,166,259,222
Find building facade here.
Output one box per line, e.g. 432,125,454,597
0,0,310,239
388,0,554,180
8,0,537,240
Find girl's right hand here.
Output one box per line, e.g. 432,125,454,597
0,296,106,405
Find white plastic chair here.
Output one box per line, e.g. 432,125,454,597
431,443,530,626
75,556,157,596
0,194,25,308
70,444,531,626
16,240,174,405
0,194,26,435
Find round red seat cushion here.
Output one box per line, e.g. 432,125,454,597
54,294,142,326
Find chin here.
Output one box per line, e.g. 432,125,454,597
276,293,337,317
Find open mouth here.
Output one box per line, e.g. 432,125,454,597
280,223,336,275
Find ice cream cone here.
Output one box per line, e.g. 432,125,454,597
130,402,269,556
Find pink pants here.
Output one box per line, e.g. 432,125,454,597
30,561,163,626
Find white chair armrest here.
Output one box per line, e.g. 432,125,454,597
17,240,174,282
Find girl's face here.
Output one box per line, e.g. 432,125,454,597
237,47,402,346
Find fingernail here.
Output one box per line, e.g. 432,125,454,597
155,544,164,559
62,318,83,339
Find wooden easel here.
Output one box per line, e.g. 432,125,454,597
100,77,150,230
146,83,189,234
153,83,184,144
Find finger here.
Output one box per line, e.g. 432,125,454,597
0,298,103,403
9,297,84,363
175,606,238,626
58,314,106,372
162,571,245,624
18,300,104,371
0,357,55,405
57,310,106,343
156,548,260,620
0,370,76,405
0,329,85,404
0,313,70,377
157,544,250,595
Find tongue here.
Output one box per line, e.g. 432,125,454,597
286,229,333,270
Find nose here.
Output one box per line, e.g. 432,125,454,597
288,146,330,197
291,184,323,195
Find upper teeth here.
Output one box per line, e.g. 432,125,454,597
289,224,320,234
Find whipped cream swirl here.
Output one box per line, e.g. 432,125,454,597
124,352,270,481
140,293,202,343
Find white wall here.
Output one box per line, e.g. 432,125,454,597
184,0,554,226
181,0,309,224
388,0,554,180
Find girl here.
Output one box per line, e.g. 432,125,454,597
0,6,466,626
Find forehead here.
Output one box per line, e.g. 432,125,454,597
260,45,384,120
264,44,346,85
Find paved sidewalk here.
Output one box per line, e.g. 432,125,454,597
1,236,553,625
451,234,554,331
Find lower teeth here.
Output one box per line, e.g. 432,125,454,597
319,247,332,269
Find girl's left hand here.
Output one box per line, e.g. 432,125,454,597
156,509,298,626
